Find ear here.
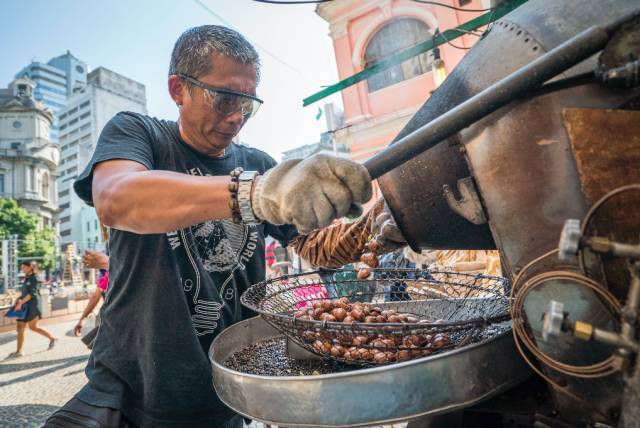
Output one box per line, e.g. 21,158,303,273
168,75,188,106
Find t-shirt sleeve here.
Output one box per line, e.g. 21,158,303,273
26,276,38,297
73,112,155,206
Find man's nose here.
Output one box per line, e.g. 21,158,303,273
224,109,245,126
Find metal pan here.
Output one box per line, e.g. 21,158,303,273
209,316,530,427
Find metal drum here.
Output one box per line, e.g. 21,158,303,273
210,316,530,427
378,0,640,259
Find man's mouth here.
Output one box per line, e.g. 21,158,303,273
212,130,236,138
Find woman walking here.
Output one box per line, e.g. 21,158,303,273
7,260,57,359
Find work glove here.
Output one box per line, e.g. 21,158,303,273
252,154,372,233
370,202,407,253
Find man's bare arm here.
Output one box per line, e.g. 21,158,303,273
92,160,233,234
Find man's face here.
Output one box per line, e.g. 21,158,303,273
172,53,258,156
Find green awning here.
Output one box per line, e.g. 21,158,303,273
303,0,528,107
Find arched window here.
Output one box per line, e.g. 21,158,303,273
364,18,433,92
41,172,49,199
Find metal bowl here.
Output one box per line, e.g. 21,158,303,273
209,316,531,427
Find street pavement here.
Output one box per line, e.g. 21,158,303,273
0,318,94,427
0,318,406,428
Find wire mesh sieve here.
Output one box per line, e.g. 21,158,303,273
241,268,511,366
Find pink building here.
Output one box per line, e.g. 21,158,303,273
316,0,486,199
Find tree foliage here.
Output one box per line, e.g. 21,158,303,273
0,199,57,272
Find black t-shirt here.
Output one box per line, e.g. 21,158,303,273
73,112,297,427
21,275,38,308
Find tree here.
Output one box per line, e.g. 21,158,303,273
0,199,57,274
0,199,38,239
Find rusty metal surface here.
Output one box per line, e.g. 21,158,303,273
379,134,495,250
564,108,640,300
377,0,640,423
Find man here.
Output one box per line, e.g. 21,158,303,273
45,25,372,427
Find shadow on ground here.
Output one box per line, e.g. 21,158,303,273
0,403,59,427
0,333,17,347
0,355,88,387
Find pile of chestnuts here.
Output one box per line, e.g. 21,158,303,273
292,297,451,364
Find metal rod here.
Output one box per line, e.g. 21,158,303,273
362,15,633,179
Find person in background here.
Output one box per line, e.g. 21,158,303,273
74,250,110,337
7,261,57,359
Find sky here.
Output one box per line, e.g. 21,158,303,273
0,0,344,160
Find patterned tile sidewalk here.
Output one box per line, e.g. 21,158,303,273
0,318,407,428
0,318,94,427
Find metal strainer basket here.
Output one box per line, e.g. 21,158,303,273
241,268,510,366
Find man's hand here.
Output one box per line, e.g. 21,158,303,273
252,154,372,233
83,250,109,270
74,319,84,337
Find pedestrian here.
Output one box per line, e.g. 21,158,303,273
45,25,372,427
6,260,57,359
74,249,109,345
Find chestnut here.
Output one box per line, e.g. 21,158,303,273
321,300,334,312
293,310,307,318
313,308,325,319
320,313,336,322
312,301,323,310
422,349,432,357
367,239,380,253
396,314,408,323
342,316,355,324
370,339,384,349
331,307,348,322
373,352,388,364
357,268,371,280
352,335,368,346
302,331,316,342
397,350,411,362
405,316,419,323
357,348,372,361
387,315,400,323
322,340,333,353
375,315,386,323
350,309,365,322
343,351,352,360
360,252,379,268
330,345,345,357
408,335,422,346
364,316,377,323
385,352,397,362
433,339,444,349
335,301,350,311
313,340,324,353
337,297,350,306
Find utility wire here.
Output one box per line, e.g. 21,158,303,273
192,0,307,79
411,0,495,12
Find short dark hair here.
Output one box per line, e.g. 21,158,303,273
169,25,260,82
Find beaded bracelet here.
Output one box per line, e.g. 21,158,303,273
228,167,244,224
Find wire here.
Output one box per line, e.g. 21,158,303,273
412,0,495,12
192,0,308,79
252,0,332,3
509,250,620,420
579,184,640,275
435,28,471,50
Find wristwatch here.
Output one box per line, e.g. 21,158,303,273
237,170,261,225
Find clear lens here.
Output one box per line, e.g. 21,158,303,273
204,89,261,118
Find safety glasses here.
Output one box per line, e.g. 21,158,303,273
178,74,263,119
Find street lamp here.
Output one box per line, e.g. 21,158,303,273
431,47,447,88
